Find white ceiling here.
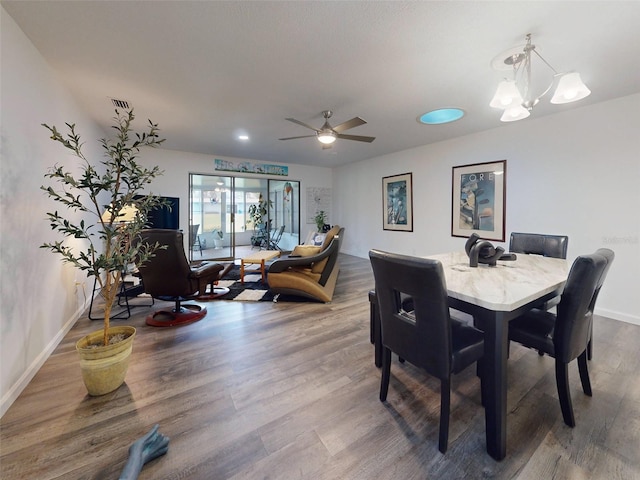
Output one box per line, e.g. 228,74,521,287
3,1,640,168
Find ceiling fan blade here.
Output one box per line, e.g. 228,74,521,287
285,118,320,132
336,133,376,143
279,134,318,141
332,116,366,133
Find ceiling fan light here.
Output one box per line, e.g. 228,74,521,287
490,80,523,109
500,104,530,122
317,131,336,144
550,72,591,104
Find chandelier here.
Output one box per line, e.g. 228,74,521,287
490,34,591,122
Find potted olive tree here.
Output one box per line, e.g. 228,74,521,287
41,109,166,396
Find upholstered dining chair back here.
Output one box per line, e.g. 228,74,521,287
586,248,615,359
509,232,568,315
588,248,615,313
509,232,568,259
553,252,608,363
370,250,451,377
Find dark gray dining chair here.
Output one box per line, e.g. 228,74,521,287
508,251,608,427
587,248,615,360
509,232,568,312
369,249,485,453
509,232,569,259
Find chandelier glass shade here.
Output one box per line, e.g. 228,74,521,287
490,34,591,122
550,72,591,104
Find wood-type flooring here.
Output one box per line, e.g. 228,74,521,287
1,253,639,479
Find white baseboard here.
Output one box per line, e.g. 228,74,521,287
0,298,90,418
595,307,640,326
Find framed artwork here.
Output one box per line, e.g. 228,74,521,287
382,173,413,231
451,160,506,242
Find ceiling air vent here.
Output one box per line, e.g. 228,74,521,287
110,98,130,109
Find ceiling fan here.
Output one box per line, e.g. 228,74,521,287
279,110,375,148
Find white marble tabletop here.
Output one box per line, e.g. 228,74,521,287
426,251,570,312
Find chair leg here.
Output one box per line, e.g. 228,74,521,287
555,360,576,427
374,309,382,369
439,378,451,454
369,299,376,344
577,351,592,396
379,347,392,402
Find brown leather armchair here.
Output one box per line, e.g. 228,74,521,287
137,229,226,327
267,226,344,303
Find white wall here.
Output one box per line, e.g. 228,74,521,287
0,7,106,416
334,94,640,325
136,148,333,248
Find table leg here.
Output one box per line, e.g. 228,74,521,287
482,311,509,461
260,259,266,283
240,260,245,284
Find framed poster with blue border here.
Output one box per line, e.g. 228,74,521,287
451,160,506,242
382,172,413,232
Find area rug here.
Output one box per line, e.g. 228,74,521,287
202,264,311,302
206,264,271,301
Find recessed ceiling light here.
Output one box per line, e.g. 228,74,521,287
238,134,249,141
418,108,465,125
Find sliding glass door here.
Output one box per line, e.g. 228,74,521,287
267,179,300,252
189,174,233,260
189,174,299,261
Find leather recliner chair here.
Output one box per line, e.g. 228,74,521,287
267,226,344,303
137,229,226,327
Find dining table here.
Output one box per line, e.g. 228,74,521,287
372,250,569,461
